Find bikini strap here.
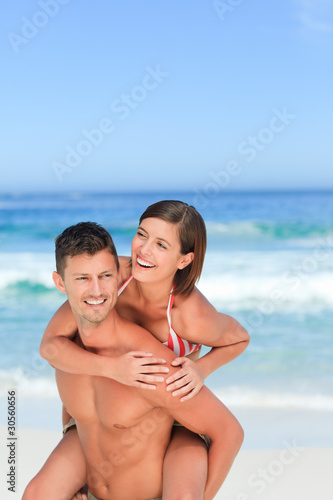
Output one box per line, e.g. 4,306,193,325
166,285,175,329
118,275,133,296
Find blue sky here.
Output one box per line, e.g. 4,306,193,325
1,0,332,193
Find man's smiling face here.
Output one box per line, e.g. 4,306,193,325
53,249,119,326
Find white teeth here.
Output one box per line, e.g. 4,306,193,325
86,300,105,305
137,257,154,268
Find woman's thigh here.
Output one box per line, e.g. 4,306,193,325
23,427,86,500
162,425,208,500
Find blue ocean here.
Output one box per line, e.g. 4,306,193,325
1,191,332,412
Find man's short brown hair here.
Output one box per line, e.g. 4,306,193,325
55,222,119,278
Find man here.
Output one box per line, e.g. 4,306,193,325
32,222,243,500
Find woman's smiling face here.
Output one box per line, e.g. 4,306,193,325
131,217,193,284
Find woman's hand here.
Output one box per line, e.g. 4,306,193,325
108,351,169,389
165,357,205,402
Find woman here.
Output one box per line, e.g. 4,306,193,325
24,200,249,500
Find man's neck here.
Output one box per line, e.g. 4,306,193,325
74,309,119,354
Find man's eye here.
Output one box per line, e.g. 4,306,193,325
77,277,87,281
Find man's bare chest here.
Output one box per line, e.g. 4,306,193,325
56,370,158,430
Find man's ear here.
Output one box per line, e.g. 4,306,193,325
178,252,194,270
52,271,66,294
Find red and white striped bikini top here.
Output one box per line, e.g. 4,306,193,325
118,275,201,357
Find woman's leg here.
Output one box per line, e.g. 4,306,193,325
163,411,244,500
22,427,87,500
162,426,208,500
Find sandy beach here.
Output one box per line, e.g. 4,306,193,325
1,399,332,500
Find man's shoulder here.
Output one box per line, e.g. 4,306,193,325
118,316,176,361
118,256,131,282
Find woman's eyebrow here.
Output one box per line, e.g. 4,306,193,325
157,237,171,247
138,226,171,247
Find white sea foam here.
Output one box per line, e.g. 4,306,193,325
1,369,332,411
1,251,333,312
0,253,55,290
206,221,263,236
199,249,333,312
199,275,333,313
0,368,58,397
206,221,333,247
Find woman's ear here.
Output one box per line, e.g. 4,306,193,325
178,252,194,270
52,271,66,294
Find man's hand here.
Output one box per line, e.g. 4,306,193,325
71,492,88,500
165,357,205,402
71,484,88,500
108,351,169,389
